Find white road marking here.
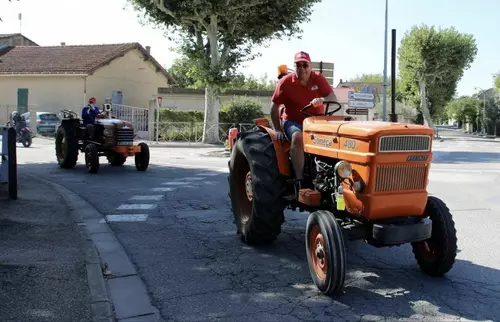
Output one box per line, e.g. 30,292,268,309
162,182,191,185
195,172,220,176
177,177,205,181
203,181,218,185
101,214,149,222
130,195,164,201
151,187,176,192
117,204,157,210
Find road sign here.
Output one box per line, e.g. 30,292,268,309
348,91,374,100
311,61,334,86
348,100,374,108
346,108,368,116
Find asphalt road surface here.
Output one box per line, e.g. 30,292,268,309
15,130,500,321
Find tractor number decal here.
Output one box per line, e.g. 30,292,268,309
312,135,333,147
407,155,428,161
343,139,357,150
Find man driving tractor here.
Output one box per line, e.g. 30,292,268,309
270,51,337,192
82,96,106,140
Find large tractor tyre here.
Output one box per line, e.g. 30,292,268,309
305,210,347,295
84,143,99,173
107,153,126,166
411,196,458,276
55,125,78,169
228,128,289,245
135,142,150,171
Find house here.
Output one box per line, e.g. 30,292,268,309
0,42,174,125
0,33,38,46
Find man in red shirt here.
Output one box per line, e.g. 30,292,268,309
270,51,337,187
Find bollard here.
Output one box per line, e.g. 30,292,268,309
0,126,17,199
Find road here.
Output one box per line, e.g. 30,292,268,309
15,129,500,321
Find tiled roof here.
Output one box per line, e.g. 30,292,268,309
0,42,174,82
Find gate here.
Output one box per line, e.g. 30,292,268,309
112,104,149,139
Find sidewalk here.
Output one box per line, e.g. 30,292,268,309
0,175,110,322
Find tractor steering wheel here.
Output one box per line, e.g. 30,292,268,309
300,100,342,117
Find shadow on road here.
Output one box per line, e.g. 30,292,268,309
12,161,499,321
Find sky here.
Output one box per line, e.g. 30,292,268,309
1,0,498,96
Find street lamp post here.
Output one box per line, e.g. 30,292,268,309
474,86,487,135
382,0,389,121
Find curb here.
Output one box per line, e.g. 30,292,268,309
25,174,161,322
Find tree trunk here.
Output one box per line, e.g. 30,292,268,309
419,81,435,135
202,16,220,144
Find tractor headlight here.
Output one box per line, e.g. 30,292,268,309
335,161,352,178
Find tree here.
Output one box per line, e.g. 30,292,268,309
167,57,276,90
128,0,321,143
445,96,480,130
398,24,478,131
494,73,500,92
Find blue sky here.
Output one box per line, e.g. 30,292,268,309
1,0,498,95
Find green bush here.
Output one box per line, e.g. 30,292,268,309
219,96,264,125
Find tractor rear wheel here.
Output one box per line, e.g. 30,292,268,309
228,128,289,245
305,210,346,295
55,125,78,169
411,196,457,276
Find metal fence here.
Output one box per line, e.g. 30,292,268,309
152,122,255,144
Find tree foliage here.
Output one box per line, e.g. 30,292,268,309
127,0,321,143
398,24,478,130
445,96,480,127
166,56,276,90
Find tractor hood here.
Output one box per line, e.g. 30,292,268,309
97,118,134,129
302,118,434,139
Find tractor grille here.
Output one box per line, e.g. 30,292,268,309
117,128,134,145
378,135,431,152
374,164,427,192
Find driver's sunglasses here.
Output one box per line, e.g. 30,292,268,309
295,63,309,69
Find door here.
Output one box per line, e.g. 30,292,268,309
17,88,29,114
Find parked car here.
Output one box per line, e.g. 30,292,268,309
22,111,61,136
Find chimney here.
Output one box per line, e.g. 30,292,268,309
61,42,66,46
145,46,151,54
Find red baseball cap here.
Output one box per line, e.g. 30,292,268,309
294,51,311,63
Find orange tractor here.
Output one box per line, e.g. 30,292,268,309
227,99,457,295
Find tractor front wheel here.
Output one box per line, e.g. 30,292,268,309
135,142,150,171
305,210,346,295
411,196,457,276
85,143,99,173
228,128,289,245
107,153,126,166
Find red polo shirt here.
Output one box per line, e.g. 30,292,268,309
272,71,334,124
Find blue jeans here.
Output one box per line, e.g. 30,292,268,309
283,120,302,140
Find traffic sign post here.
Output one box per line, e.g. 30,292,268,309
311,61,334,86
347,90,375,121
346,108,368,116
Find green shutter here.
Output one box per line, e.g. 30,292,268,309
17,88,29,114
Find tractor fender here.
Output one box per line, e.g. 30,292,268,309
257,126,292,177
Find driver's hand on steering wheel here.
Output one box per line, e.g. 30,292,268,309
311,97,324,108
